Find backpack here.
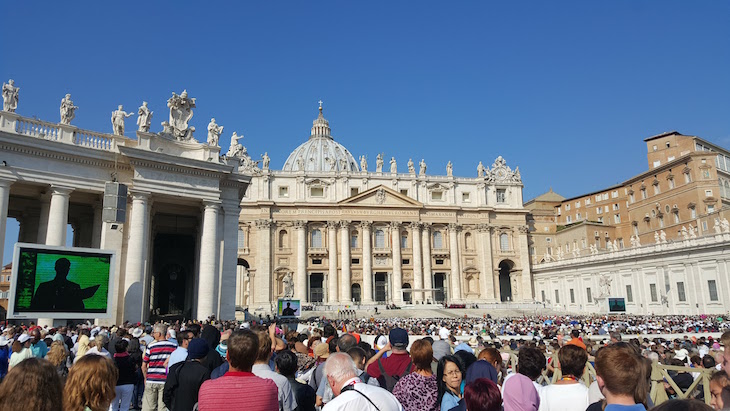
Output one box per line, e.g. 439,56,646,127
377,358,413,392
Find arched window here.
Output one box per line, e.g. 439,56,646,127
350,231,359,248
464,232,473,250
311,229,322,248
400,231,408,249
375,229,385,248
433,231,443,249
500,233,510,251
278,230,288,249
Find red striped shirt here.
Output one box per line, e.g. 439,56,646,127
198,371,278,411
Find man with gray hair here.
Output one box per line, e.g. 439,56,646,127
322,352,402,411
142,323,177,411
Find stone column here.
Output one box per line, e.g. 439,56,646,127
518,225,533,301
327,221,338,303
411,222,423,302
339,221,352,303
196,200,220,320
46,186,74,246
478,224,496,301
123,191,151,323
391,222,403,304
219,200,240,320
36,192,51,244
294,221,308,302
254,219,273,306
361,221,374,304
421,223,433,303
0,180,12,269
448,223,462,302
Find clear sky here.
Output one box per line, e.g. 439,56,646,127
1,2,729,263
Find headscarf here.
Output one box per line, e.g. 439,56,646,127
76,335,90,358
503,374,540,411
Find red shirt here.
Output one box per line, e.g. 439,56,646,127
198,371,278,411
366,352,412,379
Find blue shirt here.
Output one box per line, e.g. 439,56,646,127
31,341,47,359
605,405,646,411
168,347,188,368
0,346,10,379
440,391,460,411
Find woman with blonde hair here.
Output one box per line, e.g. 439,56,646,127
63,355,118,411
47,340,69,379
74,334,91,364
0,357,63,411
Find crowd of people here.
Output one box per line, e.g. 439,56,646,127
303,314,730,339
0,314,728,411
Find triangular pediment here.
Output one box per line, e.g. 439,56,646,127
339,185,423,207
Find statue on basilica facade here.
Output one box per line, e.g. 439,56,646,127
681,226,689,240
659,230,667,243
262,152,270,170
407,159,415,175
376,153,384,172
163,90,196,141
59,94,78,125
2,79,19,112
722,218,730,233
226,132,244,157
360,155,367,172
137,102,153,132
714,218,722,234
688,223,697,239
446,161,453,177
207,118,223,146
419,159,427,176
390,157,397,174
654,231,660,244
477,161,486,177
110,105,134,136
282,272,294,298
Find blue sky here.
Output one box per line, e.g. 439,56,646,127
2,2,729,263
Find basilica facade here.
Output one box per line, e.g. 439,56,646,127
0,83,533,324
236,106,532,310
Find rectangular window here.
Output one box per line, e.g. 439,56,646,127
462,192,471,202
587,288,592,303
653,184,660,195
435,259,444,265
612,190,618,198
576,213,581,220
312,258,322,265
614,214,621,223
400,235,408,249
311,230,323,247
237,229,246,248
310,187,324,197
690,207,696,218
596,207,602,214
604,205,609,212
674,212,680,224
677,282,686,302
570,289,575,304
685,173,691,184
541,290,546,302
500,234,510,251
706,189,713,197
641,189,647,199
626,285,633,303
602,193,609,201
585,198,591,205
351,258,360,264
650,283,658,302
400,189,408,196
496,189,506,203
278,186,289,198
566,204,571,211
575,201,581,208
708,205,715,213
703,220,708,232
595,195,601,203
629,193,635,203
431,191,443,201
566,216,572,223
708,280,719,301
351,234,358,248
350,187,359,197
555,290,560,304
597,216,603,223
669,179,675,189
402,259,410,265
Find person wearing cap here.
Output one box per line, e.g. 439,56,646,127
366,327,413,392
163,338,212,411
308,341,331,392
9,334,33,369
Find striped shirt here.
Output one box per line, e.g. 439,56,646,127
198,371,278,411
143,340,177,384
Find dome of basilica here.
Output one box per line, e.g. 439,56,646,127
282,105,359,173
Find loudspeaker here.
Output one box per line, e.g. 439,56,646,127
103,182,128,223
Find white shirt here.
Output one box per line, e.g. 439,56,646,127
538,382,589,411
323,378,403,411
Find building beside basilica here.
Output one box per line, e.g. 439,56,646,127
237,105,532,310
